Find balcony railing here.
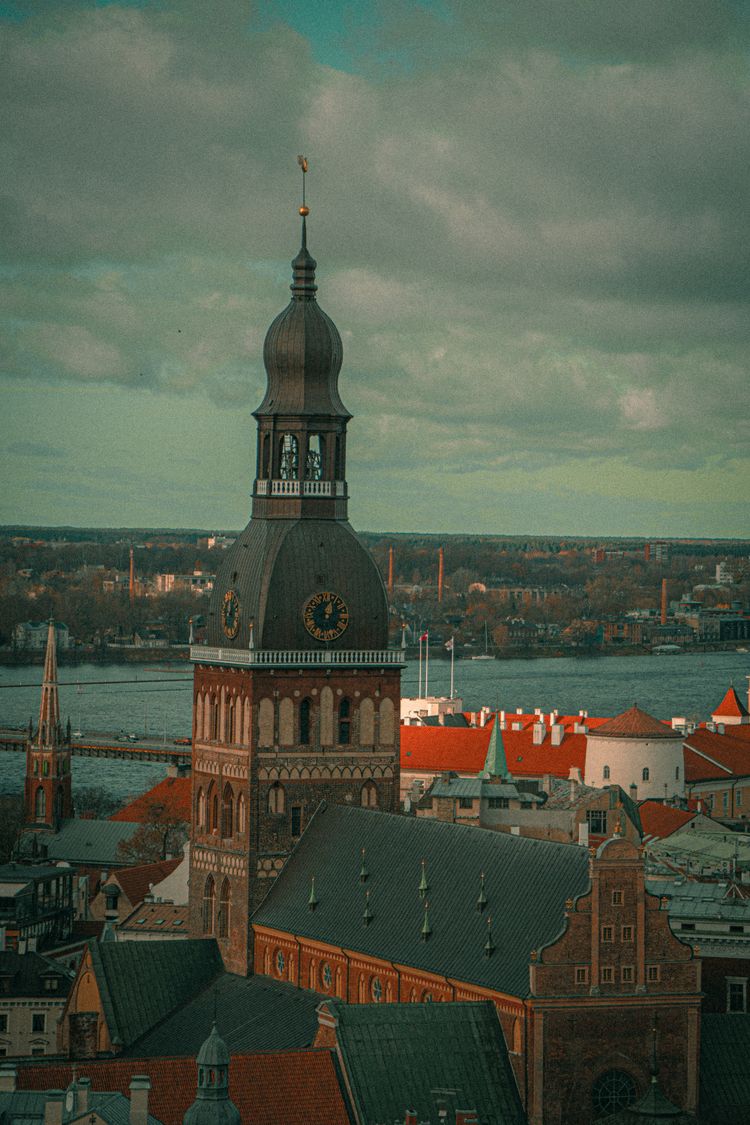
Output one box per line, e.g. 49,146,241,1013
192,645,405,668
254,480,347,498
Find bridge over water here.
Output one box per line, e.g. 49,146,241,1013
0,728,191,767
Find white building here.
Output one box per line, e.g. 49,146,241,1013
584,705,685,799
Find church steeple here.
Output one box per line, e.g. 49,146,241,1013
24,620,72,830
252,159,350,522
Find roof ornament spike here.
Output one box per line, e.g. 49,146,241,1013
419,858,429,899
421,899,432,941
484,916,495,958
476,871,488,913
360,847,369,883
308,874,318,911
363,889,373,926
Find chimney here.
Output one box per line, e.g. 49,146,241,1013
0,1064,17,1092
661,578,668,626
44,1092,65,1125
630,783,638,802
129,1076,151,1125
76,1079,90,1114
438,546,444,603
551,723,564,746
532,722,546,745
456,1113,480,1125
578,822,589,847
405,1112,418,1125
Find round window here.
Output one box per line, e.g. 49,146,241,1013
321,962,333,991
275,949,285,977
591,1070,637,1117
371,976,383,1002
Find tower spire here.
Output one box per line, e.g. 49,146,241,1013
25,619,72,830
37,619,61,749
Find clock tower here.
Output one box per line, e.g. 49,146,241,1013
189,173,403,974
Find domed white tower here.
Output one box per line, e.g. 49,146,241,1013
584,706,685,799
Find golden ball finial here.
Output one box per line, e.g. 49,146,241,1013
299,205,310,216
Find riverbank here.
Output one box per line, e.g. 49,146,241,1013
0,646,191,666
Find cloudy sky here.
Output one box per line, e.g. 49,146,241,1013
2,0,748,537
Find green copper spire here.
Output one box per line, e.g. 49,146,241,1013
421,900,432,941
363,889,373,926
360,848,369,883
484,916,495,958
481,713,509,779
476,872,488,913
308,875,318,911
419,858,429,899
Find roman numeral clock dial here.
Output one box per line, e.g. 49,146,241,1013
303,591,349,642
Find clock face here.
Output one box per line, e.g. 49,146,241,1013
221,590,241,639
303,591,349,642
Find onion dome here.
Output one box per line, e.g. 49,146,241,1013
255,219,349,419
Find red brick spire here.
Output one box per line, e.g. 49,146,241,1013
37,619,61,748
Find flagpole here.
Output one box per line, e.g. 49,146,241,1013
425,632,429,697
450,635,455,699
418,633,422,697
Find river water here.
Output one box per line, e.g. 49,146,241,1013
0,651,747,802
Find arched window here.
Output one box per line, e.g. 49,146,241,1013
207,783,218,832
226,698,235,743
603,765,610,780
55,787,64,820
675,766,680,780
642,768,650,782
338,698,351,745
279,433,298,480
210,695,219,741
202,876,215,934
196,788,206,830
202,693,211,740
222,784,234,838
237,793,247,835
195,694,203,739
358,973,367,1003
305,434,323,480
268,782,285,815
261,433,270,478
35,786,46,820
300,698,312,745
379,698,395,745
258,698,274,747
218,878,230,938
361,782,378,808
334,435,343,479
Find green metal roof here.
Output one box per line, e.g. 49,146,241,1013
31,819,138,866
329,1000,526,1125
90,939,223,1048
252,803,590,998
700,1013,750,1123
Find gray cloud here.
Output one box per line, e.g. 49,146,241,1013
1,0,748,534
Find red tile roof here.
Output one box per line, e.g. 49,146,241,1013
17,1049,350,1125
712,685,750,720
639,800,698,840
591,706,677,739
111,775,191,824
401,717,591,779
683,730,750,782
110,857,182,906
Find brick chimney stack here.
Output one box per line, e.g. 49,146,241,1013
129,1076,151,1125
